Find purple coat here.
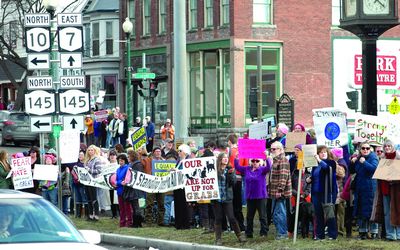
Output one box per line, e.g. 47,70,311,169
235,159,271,200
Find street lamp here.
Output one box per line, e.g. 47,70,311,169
43,0,58,18
122,17,133,127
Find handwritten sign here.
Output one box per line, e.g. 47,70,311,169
60,130,80,163
285,132,306,152
353,114,400,145
302,144,317,168
33,164,59,181
131,127,147,150
11,157,33,190
238,138,266,159
152,160,177,177
373,159,400,181
313,108,348,148
181,157,220,202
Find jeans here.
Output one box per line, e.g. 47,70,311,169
106,131,112,149
164,195,174,225
358,218,378,234
42,187,58,207
271,198,288,237
111,137,119,148
383,195,400,240
73,184,87,204
62,196,70,215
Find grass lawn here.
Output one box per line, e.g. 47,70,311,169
71,216,397,249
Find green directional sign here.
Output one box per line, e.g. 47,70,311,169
133,72,156,79
137,68,149,73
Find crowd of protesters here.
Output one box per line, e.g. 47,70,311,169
2,108,400,246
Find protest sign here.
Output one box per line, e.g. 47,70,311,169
238,138,266,159
11,157,33,190
249,121,272,140
285,132,306,152
313,108,348,148
59,130,80,163
94,109,109,122
353,114,400,145
152,160,177,177
302,144,317,168
131,127,147,150
33,164,59,181
181,156,220,202
373,159,400,181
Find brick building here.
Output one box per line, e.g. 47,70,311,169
118,0,400,137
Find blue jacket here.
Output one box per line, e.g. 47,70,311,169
146,122,155,139
352,152,378,219
311,159,337,203
116,164,130,196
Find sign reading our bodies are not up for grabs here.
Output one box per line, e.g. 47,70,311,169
181,156,220,202
313,108,348,148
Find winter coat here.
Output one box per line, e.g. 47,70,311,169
351,152,378,220
235,161,271,200
0,162,11,189
311,159,338,203
128,160,145,199
215,166,236,203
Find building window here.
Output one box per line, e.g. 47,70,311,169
332,0,341,26
159,0,167,34
204,0,213,28
253,0,272,24
220,0,229,26
106,22,113,55
92,23,99,56
143,0,151,36
129,0,136,37
84,24,90,57
188,0,197,30
103,75,117,108
245,46,280,123
189,50,231,128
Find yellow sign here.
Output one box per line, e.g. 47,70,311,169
389,96,400,115
297,151,304,170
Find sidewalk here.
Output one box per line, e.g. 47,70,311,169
101,233,252,250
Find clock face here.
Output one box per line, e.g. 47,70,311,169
346,0,357,17
363,0,390,15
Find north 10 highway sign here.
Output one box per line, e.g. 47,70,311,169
25,27,51,53
24,90,55,116
59,89,89,115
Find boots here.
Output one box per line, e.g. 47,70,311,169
76,204,82,218
202,218,213,234
232,222,247,243
214,224,223,246
84,205,90,220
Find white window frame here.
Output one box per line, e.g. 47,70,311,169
253,0,273,25
159,0,167,34
188,0,198,30
204,0,213,28
143,0,151,36
220,0,229,26
332,0,341,26
129,0,136,37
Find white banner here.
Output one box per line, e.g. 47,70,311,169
181,156,220,202
33,164,59,181
11,157,33,190
354,113,400,145
313,108,348,148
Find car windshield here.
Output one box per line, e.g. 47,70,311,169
9,113,29,123
0,198,85,244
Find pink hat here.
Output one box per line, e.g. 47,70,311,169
293,123,305,132
277,124,289,135
44,154,56,164
331,148,343,159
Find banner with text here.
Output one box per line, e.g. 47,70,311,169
181,156,220,202
354,113,400,145
11,157,33,190
152,160,177,177
313,108,348,148
238,138,266,159
131,127,147,150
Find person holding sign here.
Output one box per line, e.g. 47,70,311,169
371,139,400,241
350,141,379,240
212,152,246,246
39,154,58,206
235,157,272,239
84,145,102,221
0,150,12,189
308,146,338,240
115,154,132,227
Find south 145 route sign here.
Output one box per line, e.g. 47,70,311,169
59,89,89,115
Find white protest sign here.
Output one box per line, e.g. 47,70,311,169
302,144,318,168
181,156,220,202
11,157,33,190
353,114,400,145
33,164,59,181
249,121,271,139
313,108,348,148
101,162,119,176
59,129,80,163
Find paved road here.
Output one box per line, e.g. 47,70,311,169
99,243,146,250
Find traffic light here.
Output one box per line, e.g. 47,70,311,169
249,88,258,120
346,90,359,111
149,81,158,98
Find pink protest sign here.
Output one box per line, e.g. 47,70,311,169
238,138,266,159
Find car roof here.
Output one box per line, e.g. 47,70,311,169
0,189,41,199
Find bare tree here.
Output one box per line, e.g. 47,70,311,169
0,0,81,110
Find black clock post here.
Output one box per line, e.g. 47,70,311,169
340,0,399,115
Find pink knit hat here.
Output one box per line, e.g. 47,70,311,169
277,124,289,135
331,148,343,159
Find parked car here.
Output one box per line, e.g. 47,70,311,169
1,112,39,146
0,110,11,143
0,189,107,250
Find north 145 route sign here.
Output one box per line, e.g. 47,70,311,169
24,90,55,116
59,89,89,115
